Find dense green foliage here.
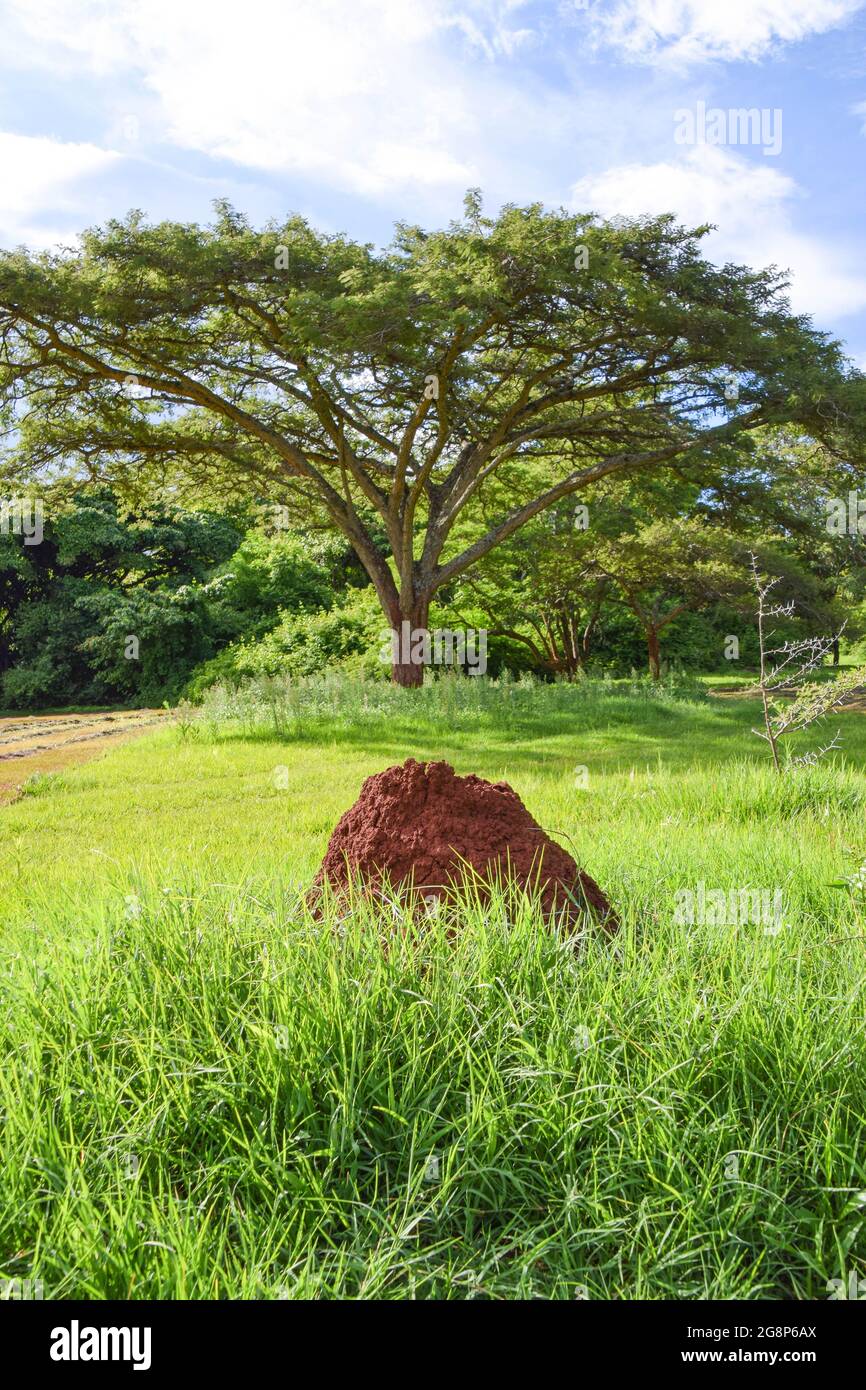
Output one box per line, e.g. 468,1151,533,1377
0,489,377,707
2,199,863,685
2,478,862,706
0,490,240,706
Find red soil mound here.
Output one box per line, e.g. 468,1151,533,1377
311,758,617,933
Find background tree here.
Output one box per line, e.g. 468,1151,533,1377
591,518,746,678
693,426,866,664
1,197,862,685
594,519,834,679
0,488,366,707
449,499,611,677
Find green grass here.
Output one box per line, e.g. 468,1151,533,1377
2,675,866,1299
697,656,863,691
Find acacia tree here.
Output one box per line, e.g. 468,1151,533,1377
594,518,756,678
595,520,832,678
449,499,614,677
0,195,860,684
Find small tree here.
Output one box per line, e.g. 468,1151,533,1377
593,518,747,679
749,554,865,772
451,500,612,678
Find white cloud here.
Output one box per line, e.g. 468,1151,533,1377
573,144,797,226
571,145,866,319
587,0,864,67
0,132,120,248
1,0,863,339
0,0,545,199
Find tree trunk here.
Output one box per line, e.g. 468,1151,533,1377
832,636,840,667
388,596,430,687
647,626,661,680
392,650,425,687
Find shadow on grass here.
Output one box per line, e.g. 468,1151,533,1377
195,697,751,767
190,692,866,778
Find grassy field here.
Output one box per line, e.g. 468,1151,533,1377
2,675,866,1299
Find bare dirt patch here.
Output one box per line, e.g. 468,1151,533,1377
0,709,170,804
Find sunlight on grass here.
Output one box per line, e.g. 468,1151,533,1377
2,677,866,1298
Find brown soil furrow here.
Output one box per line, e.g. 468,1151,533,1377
0,709,170,804
0,718,165,762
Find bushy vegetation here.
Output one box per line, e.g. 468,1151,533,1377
183,588,387,699
0,489,374,708
4,479,862,710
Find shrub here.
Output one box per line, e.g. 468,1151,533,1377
183,588,387,697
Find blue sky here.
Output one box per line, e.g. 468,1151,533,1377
1,0,865,364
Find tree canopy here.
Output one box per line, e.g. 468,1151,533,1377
1,196,863,683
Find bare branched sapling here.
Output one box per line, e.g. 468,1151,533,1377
748,553,864,773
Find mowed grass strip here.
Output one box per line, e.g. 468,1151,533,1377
2,680,866,1298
